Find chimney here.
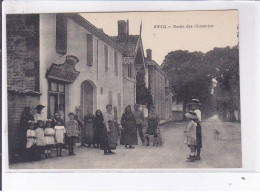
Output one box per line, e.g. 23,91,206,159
99,28,104,33
126,20,129,36
118,20,127,40
146,49,152,61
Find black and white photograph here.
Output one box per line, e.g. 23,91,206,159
5,10,241,170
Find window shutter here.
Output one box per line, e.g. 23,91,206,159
105,45,108,72
56,14,67,55
114,51,118,76
86,34,93,66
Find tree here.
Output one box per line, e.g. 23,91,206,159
136,70,153,108
161,50,214,118
205,46,240,121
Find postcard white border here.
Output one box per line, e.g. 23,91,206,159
2,0,260,190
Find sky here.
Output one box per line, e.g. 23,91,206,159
80,10,238,65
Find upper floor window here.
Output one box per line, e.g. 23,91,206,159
104,45,108,72
56,14,67,55
114,51,118,76
127,63,132,78
86,34,93,66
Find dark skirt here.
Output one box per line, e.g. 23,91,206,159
93,127,102,145
107,121,117,150
196,123,202,148
147,119,158,135
100,125,110,150
85,122,94,144
120,127,138,146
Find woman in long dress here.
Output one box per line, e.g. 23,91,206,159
84,112,95,147
104,105,117,151
18,107,34,160
93,110,103,148
98,109,114,155
120,105,137,149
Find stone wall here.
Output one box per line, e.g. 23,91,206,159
7,14,40,92
6,14,40,157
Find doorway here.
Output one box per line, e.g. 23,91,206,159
81,80,96,116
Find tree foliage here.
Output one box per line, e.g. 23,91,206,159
136,70,153,108
161,46,240,120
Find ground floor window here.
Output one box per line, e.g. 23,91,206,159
48,80,65,119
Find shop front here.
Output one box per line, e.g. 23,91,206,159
46,55,80,121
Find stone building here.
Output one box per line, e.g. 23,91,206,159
7,13,125,155
146,49,172,120
111,20,148,109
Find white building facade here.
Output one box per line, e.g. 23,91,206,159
40,13,125,121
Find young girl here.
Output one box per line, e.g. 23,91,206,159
54,118,66,157
26,120,37,161
44,119,55,158
184,112,198,162
66,112,79,156
35,120,46,159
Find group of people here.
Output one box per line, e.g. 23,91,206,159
18,103,162,162
183,99,202,162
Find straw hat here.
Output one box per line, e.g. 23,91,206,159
189,99,201,105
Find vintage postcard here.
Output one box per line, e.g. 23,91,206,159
5,10,241,170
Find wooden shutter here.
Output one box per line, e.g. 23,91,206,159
56,14,67,55
86,34,93,66
105,45,108,72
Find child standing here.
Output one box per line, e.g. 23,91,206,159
44,119,55,158
35,120,46,159
184,112,198,162
26,120,37,161
66,112,79,156
54,118,66,157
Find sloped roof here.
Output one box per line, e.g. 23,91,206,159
66,13,126,53
111,35,139,44
111,35,140,57
146,58,167,77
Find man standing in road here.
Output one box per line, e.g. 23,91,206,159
133,104,145,145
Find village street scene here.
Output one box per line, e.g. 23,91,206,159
6,11,241,169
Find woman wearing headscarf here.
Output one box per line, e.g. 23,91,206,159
84,111,95,147
120,105,137,149
103,105,117,151
18,107,34,160
93,110,103,148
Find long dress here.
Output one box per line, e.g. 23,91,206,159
120,112,137,146
93,117,102,145
147,112,159,135
194,109,202,148
18,110,34,156
35,128,46,146
84,114,95,144
184,120,197,146
44,128,55,145
104,112,117,150
97,117,110,150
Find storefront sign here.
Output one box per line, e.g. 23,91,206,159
46,55,80,83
